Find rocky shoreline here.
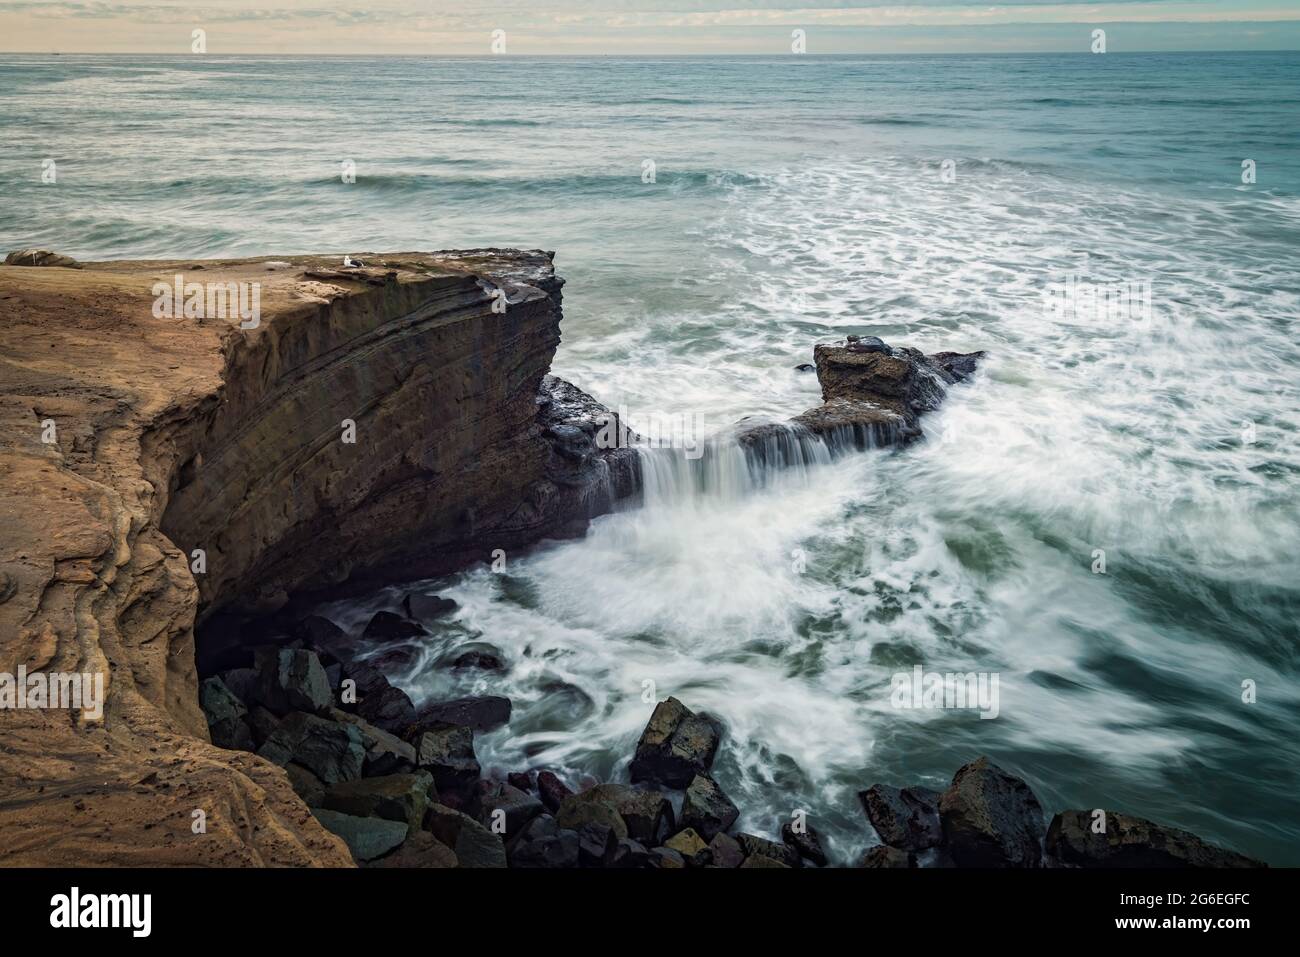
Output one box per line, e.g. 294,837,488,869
0,248,1264,868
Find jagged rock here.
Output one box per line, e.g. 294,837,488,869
739,854,789,868
781,820,829,867
257,712,364,785
708,832,745,868
362,611,425,642
246,705,282,746
1046,810,1264,869
939,757,1046,868
327,707,416,775
508,815,581,868
216,667,260,708
682,774,738,841
355,683,417,733
537,771,573,813
322,772,434,831
403,593,458,620
557,783,671,844
860,845,916,868
629,697,722,789
310,808,407,863
556,792,629,842
4,248,81,268
198,676,254,751
664,828,711,866
576,821,620,867
859,784,943,850
255,647,332,716
284,763,327,806
425,803,506,868
368,830,457,868
650,847,686,869
341,659,393,699
736,833,801,868
507,771,535,792
410,695,511,732
480,782,544,840
611,838,656,869
296,615,352,665
413,724,481,805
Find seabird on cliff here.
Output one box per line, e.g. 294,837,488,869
343,255,366,268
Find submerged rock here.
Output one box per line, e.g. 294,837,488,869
859,783,943,850
1046,810,1264,868
938,757,1046,868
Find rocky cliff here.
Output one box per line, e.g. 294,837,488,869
0,250,633,865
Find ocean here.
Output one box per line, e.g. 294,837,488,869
3,52,1298,865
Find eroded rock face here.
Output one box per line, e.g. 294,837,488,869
0,249,636,866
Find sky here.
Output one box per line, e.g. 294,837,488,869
1,1,1298,54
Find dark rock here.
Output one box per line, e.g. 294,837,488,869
629,697,722,789
257,711,364,785
537,770,573,813
682,774,739,841
859,783,943,850
5,248,82,269
938,757,1046,868
311,808,407,862
216,667,260,708
795,362,815,372
480,782,544,840
285,762,326,806
611,838,656,869
199,676,254,751
328,708,416,775
425,803,506,868
1046,810,1265,869
860,845,916,868
410,695,511,733
355,683,417,733
576,821,620,867
323,772,434,831
413,723,481,803
555,791,629,842
739,854,789,868
508,815,581,868
255,647,332,716
403,592,458,620
781,820,829,867
845,334,890,354
650,847,686,869
367,644,419,673
507,770,535,792
340,659,393,700
296,615,352,665
736,833,801,868
368,829,457,868
245,705,281,746
708,832,745,868
558,783,671,844
362,611,426,642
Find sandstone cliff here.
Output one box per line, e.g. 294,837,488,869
0,250,632,865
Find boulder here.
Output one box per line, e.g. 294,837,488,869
362,611,426,642
327,707,416,775
508,815,582,868
611,838,656,869
650,847,686,869
284,762,326,806
736,833,800,868
938,757,1046,868
425,803,506,868
708,832,745,869
1046,810,1264,869
310,808,407,863
355,683,417,733
257,711,364,785
198,676,254,752
859,845,916,868
575,821,620,867
410,695,511,733
296,615,352,665
739,854,789,868
537,771,573,813
781,820,829,867
246,705,281,746
4,248,81,268
322,772,433,831
629,697,722,789
368,830,457,868
557,783,671,844
859,783,943,850
682,774,738,841
403,592,458,620
413,723,481,804
216,667,260,708
507,771,536,792
663,827,711,866
255,647,332,716
555,792,629,842
479,782,544,840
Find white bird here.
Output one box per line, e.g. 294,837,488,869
343,255,365,268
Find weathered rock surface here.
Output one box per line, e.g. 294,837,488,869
938,757,1046,868
0,250,639,865
859,783,944,851
682,774,738,841
1046,810,1265,869
629,697,722,789
310,808,407,863
321,772,433,831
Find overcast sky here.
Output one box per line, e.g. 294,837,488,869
2,1,1298,54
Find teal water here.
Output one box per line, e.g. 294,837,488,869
4,53,1299,865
